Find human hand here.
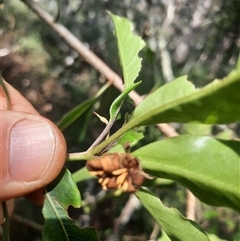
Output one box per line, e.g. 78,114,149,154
0,81,67,221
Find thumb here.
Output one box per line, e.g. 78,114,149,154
0,110,67,201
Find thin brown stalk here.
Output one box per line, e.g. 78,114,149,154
186,189,196,221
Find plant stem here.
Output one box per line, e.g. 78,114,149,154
87,103,123,151
67,120,134,161
67,151,88,161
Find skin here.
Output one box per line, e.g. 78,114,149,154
0,82,67,223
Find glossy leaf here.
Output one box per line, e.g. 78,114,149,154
57,82,109,131
108,12,145,89
133,135,240,212
208,234,227,241
62,108,93,148
136,189,210,241
107,144,126,153
182,123,212,135
108,12,145,119
109,81,141,120
215,129,233,140
42,168,99,241
129,68,240,126
117,129,144,145
237,56,240,71
72,167,93,183
158,230,171,241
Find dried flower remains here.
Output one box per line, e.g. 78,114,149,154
87,153,147,192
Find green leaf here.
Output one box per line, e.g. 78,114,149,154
62,109,93,148
182,123,212,135
107,12,145,119
57,83,109,131
145,177,175,189
208,234,227,241
236,56,240,71
133,135,240,212
54,0,61,22
107,144,126,153
109,81,141,120
117,129,144,145
136,189,210,241
42,168,99,241
108,12,145,89
72,167,93,183
129,69,240,126
158,229,171,241
215,129,233,140
45,168,81,208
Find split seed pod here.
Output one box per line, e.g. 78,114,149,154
87,153,146,192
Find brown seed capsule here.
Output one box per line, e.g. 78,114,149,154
87,153,146,192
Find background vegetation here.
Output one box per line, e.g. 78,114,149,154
1,0,240,240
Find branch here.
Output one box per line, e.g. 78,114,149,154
149,222,160,241
20,0,178,138
174,0,213,63
87,103,122,151
21,0,127,99
186,189,197,221
11,214,42,232
108,194,141,240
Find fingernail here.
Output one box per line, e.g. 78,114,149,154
10,119,55,182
